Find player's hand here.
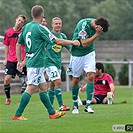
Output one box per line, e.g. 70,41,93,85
95,25,103,34
79,85,86,93
17,62,23,72
22,60,26,67
111,92,114,98
3,60,7,66
73,40,80,46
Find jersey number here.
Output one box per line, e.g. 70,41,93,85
26,32,31,49
51,71,58,78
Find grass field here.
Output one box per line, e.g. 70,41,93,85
0,86,132,133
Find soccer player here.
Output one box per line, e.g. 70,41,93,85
69,17,110,114
2,14,27,105
78,62,115,105
41,17,47,26
45,17,71,111
12,5,80,120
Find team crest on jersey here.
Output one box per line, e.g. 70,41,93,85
49,33,55,41
102,80,106,84
78,30,87,37
52,44,62,52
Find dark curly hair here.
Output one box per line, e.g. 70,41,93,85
95,17,110,32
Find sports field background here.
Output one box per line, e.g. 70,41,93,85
0,86,132,133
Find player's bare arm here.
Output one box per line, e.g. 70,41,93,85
3,45,9,66
81,25,103,47
55,39,80,46
16,43,23,72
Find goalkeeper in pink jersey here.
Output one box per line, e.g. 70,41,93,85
78,62,115,105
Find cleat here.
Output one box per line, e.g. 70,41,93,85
49,111,65,119
12,116,28,120
59,104,70,111
5,98,11,105
72,106,79,114
84,106,94,113
60,111,66,116
107,92,113,104
78,96,83,106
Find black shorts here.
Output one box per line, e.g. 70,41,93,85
4,61,27,78
94,94,107,104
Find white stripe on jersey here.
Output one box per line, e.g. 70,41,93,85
39,24,57,40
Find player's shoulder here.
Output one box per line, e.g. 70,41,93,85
104,73,113,79
4,27,17,37
5,28,13,34
60,32,67,39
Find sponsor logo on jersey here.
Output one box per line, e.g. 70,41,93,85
26,53,34,58
52,44,62,52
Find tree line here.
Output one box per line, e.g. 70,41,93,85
0,0,132,40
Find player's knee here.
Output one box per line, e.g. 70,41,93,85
54,79,61,87
72,77,80,86
88,73,95,82
4,76,11,85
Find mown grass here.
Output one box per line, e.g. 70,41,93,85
0,86,132,133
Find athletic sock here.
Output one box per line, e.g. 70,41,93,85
82,100,86,105
48,89,55,105
39,92,55,115
72,85,79,107
86,82,94,107
54,88,63,107
15,92,31,116
4,85,11,98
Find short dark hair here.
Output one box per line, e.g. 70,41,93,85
95,17,110,32
96,62,104,73
31,5,44,19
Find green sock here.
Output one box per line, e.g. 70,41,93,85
39,92,55,115
72,85,79,107
54,88,63,107
15,92,31,116
86,82,94,107
48,89,55,105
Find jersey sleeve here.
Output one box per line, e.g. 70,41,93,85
2,31,10,46
39,25,57,44
18,32,24,45
106,74,114,84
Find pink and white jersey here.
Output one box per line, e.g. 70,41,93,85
94,73,114,95
2,28,25,62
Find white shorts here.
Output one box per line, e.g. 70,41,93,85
66,55,73,75
27,67,46,86
45,66,61,82
70,51,96,77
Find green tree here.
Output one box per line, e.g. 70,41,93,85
90,0,132,40
0,0,27,35
104,59,116,80
36,0,80,39
118,59,128,85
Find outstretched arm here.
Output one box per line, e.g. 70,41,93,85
55,39,80,46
